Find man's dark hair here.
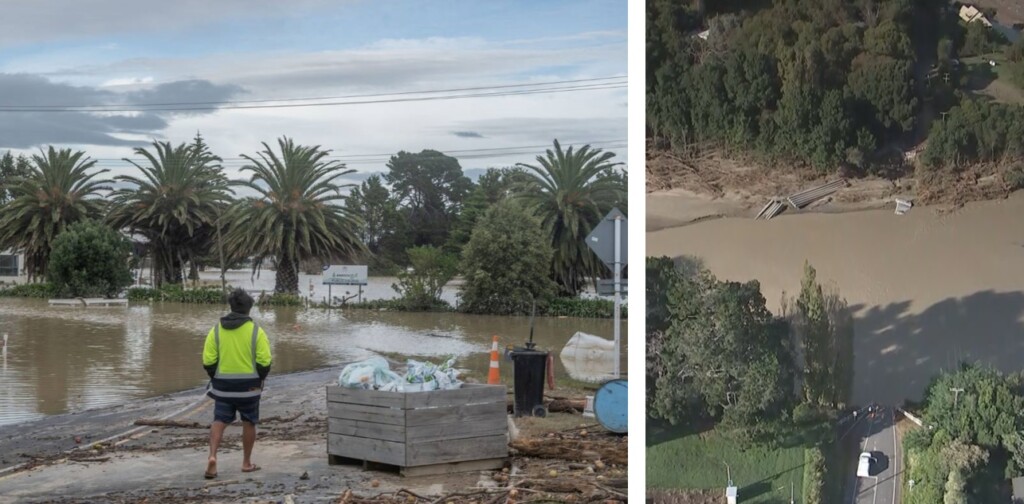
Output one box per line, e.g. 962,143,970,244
228,288,254,315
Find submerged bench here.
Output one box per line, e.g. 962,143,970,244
48,298,128,307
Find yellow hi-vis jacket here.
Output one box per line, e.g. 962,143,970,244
202,320,272,402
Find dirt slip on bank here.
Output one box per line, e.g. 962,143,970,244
648,191,1024,407
0,367,626,503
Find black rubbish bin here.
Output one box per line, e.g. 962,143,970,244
510,348,548,417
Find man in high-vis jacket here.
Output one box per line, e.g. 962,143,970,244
202,288,272,479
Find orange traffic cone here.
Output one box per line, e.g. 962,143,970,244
488,335,501,384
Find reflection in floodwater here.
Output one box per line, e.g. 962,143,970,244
0,295,626,426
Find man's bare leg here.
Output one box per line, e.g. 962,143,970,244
241,421,257,471
207,420,227,476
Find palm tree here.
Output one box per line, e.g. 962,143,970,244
107,140,231,287
515,140,625,297
0,147,110,280
223,137,366,294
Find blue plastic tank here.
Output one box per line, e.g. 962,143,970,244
593,379,627,433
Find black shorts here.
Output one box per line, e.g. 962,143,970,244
214,399,260,425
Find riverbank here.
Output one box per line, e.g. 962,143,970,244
645,148,1017,231
647,190,1024,406
0,366,627,503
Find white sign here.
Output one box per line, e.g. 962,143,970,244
323,265,368,285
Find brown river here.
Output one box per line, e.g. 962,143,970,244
0,275,627,426
648,192,1024,406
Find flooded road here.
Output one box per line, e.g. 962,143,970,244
0,294,626,426
648,192,1024,405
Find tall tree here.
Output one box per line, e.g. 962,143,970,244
445,167,531,254
647,257,795,432
384,150,472,249
0,147,109,280
0,151,32,205
516,140,625,297
459,200,556,316
344,174,409,272
223,137,366,294
108,139,230,287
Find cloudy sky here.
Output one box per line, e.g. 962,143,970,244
0,0,627,182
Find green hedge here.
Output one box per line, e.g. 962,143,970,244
127,285,224,304
0,282,58,298
542,297,627,319
339,296,625,318
803,447,825,504
341,298,454,312
259,293,304,307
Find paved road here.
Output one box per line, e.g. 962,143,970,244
849,408,901,504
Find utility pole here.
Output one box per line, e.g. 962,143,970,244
950,387,965,409
612,212,622,379
723,460,732,486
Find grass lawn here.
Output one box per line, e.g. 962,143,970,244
647,425,806,503
961,52,1024,104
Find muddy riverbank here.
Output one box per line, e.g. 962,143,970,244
0,366,627,503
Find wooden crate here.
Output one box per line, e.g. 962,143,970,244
327,383,508,476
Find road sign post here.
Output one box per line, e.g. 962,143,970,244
585,208,627,380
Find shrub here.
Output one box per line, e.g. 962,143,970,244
127,285,225,304
390,246,458,311
259,292,304,307
47,220,133,298
0,282,57,298
543,297,626,319
458,201,556,315
342,298,452,312
803,447,825,504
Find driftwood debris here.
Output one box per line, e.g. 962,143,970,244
505,398,586,414
133,419,205,429
509,437,627,466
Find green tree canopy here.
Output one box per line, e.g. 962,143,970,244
0,147,109,280
392,245,458,311
458,200,556,316
48,219,133,298
344,174,409,273
384,150,472,249
107,138,230,287
223,137,366,294
647,256,796,434
0,151,31,205
516,140,625,297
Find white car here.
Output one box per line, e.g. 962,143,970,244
857,452,876,477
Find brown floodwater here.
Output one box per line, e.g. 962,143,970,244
0,295,626,426
648,192,1024,406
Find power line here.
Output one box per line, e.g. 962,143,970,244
88,139,628,163
89,140,629,168
0,76,627,109
0,80,627,113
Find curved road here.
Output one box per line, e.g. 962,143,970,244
849,408,902,504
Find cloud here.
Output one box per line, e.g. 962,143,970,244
0,0,341,49
451,131,484,138
0,74,246,148
42,36,624,97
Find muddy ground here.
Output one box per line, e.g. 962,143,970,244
0,366,627,503
645,144,1016,231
